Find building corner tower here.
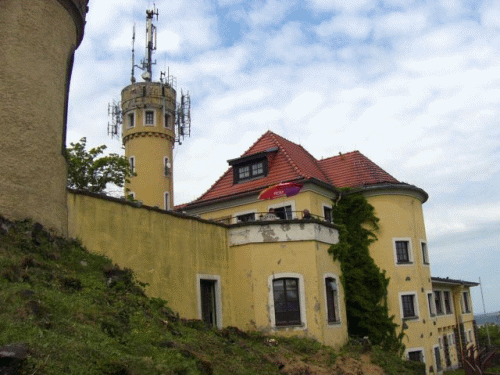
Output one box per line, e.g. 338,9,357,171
120,7,190,210
0,0,89,235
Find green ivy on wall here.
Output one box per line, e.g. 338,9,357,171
329,190,405,352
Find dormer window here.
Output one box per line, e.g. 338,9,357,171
235,159,266,183
228,148,277,184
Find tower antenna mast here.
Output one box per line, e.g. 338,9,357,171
140,4,159,81
131,23,136,83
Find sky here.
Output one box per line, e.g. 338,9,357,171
67,0,500,313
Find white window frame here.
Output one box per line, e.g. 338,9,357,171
427,291,436,318
434,290,444,315
462,291,472,314
164,192,169,210
164,156,171,176
322,203,333,223
196,274,223,329
164,111,171,128
129,156,135,174
323,273,341,327
442,289,454,315
127,112,135,128
448,333,455,346
420,240,429,265
399,291,420,321
143,109,155,126
468,330,473,344
406,347,425,363
268,200,296,219
393,238,413,265
433,344,442,372
233,208,257,224
268,272,307,330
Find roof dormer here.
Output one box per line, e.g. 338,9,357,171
228,147,278,184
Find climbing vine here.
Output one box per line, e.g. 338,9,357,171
329,190,404,352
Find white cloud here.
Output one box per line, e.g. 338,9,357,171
316,15,372,39
307,0,376,13
284,92,324,121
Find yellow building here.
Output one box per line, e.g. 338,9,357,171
178,130,479,373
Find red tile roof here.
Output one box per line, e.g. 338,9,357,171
184,131,400,207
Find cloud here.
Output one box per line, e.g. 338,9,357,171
307,0,376,13
315,15,372,39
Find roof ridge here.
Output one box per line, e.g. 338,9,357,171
320,150,360,162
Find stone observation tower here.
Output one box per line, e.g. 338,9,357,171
112,6,190,209
0,0,89,234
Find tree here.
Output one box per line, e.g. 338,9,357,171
66,138,134,194
329,190,404,352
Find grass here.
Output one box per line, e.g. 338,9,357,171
0,217,426,374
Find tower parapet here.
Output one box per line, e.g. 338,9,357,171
0,0,89,234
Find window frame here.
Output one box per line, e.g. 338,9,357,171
462,291,472,314
144,109,155,126
268,273,307,329
164,112,171,128
323,274,341,325
233,157,268,183
406,348,425,363
399,292,419,320
427,291,436,317
434,290,443,315
164,191,169,210
434,345,442,372
164,156,171,176
393,238,413,265
127,112,135,128
420,240,429,265
233,209,257,224
443,290,453,315
268,200,296,220
129,156,135,174
322,203,333,223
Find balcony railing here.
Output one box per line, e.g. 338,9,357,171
212,211,333,225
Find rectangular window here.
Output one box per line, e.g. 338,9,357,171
421,242,429,264
395,240,411,264
274,205,293,220
325,277,339,323
238,165,250,180
234,158,267,183
443,291,452,314
164,192,169,210
448,333,454,346
164,113,170,128
434,347,442,372
463,291,471,313
408,350,423,362
145,110,155,125
435,291,443,315
164,157,171,176
128,113,135,128
252,162,263,176
236,213,255,222
323,206,333,223
273,278,301,326
401,294,417,319
129,156,135,174
427,292,436,317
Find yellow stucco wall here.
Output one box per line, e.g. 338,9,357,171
67,191,232,326
365,192,439,372
229,240,347,349
0,0,87,234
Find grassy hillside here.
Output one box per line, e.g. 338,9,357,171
0,216,424,374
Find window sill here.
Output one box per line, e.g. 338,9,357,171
403,316,419,321
274,323,305,329
327,321,341,326
397,262,413,265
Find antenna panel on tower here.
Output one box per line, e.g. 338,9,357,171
175,91,191,145
107,100,122,140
